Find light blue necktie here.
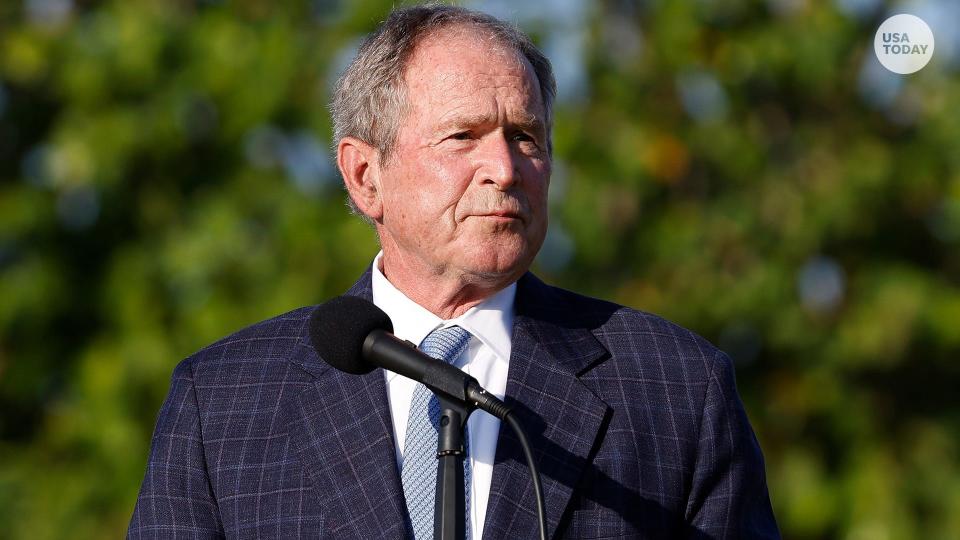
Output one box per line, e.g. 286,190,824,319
401,325,473,540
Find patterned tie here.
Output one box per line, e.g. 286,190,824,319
401,325,473,540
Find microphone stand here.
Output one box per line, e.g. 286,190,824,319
434,397,471,540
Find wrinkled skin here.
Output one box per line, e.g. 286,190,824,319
338,26,551,318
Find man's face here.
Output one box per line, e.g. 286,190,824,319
375,28,551,285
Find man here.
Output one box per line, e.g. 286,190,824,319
129,5,779,539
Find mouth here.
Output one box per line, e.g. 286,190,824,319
478,205,526,218
476,211,524,222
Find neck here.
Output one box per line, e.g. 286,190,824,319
377,251,516,320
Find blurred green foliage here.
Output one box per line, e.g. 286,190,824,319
1,0,958,538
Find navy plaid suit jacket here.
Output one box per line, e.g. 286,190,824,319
128,269,779,539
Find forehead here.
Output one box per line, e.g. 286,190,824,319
401,26,545,121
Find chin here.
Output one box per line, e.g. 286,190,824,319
459,243,536,282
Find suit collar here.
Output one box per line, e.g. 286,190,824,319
287,267,374,379
512,272,610,374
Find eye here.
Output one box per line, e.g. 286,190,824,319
450,131,472,140
511,132,539,148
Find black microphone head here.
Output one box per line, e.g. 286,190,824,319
308,295,394,375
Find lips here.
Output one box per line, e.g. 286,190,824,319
476,210,524,222
484,210,522,218
465,197,529,222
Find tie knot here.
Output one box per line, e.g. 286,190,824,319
419,325,472,365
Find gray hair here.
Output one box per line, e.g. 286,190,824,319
330,4,557,219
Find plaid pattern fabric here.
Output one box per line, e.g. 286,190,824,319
127,269,779,539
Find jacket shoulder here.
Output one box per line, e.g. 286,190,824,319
177,305,317,380
541,282,726,372
549,283,719,346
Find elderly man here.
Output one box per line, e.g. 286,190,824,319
129,5,779,539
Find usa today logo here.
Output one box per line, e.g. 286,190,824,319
874,14,935,74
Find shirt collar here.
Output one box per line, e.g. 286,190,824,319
370,251,515,363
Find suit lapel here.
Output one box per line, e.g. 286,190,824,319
483,273,611,540
286,269,409,538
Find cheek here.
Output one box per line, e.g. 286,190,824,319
402,162,468,226
524,162,551,209
423,160,473,214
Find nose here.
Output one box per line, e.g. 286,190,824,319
474,133,519,190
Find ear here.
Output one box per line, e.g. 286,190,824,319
337,136,383,221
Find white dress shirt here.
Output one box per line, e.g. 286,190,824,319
370,251,513,540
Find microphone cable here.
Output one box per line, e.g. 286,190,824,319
503,411,547,540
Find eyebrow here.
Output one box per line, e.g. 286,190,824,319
435,112,546,136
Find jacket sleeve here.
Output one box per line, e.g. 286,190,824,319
684,351,780,539
127,359,224,539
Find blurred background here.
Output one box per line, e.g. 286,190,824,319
1,0,958,537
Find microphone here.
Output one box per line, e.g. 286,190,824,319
308,295,511,419
308,294,549,540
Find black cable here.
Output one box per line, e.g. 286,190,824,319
504,411,547,540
